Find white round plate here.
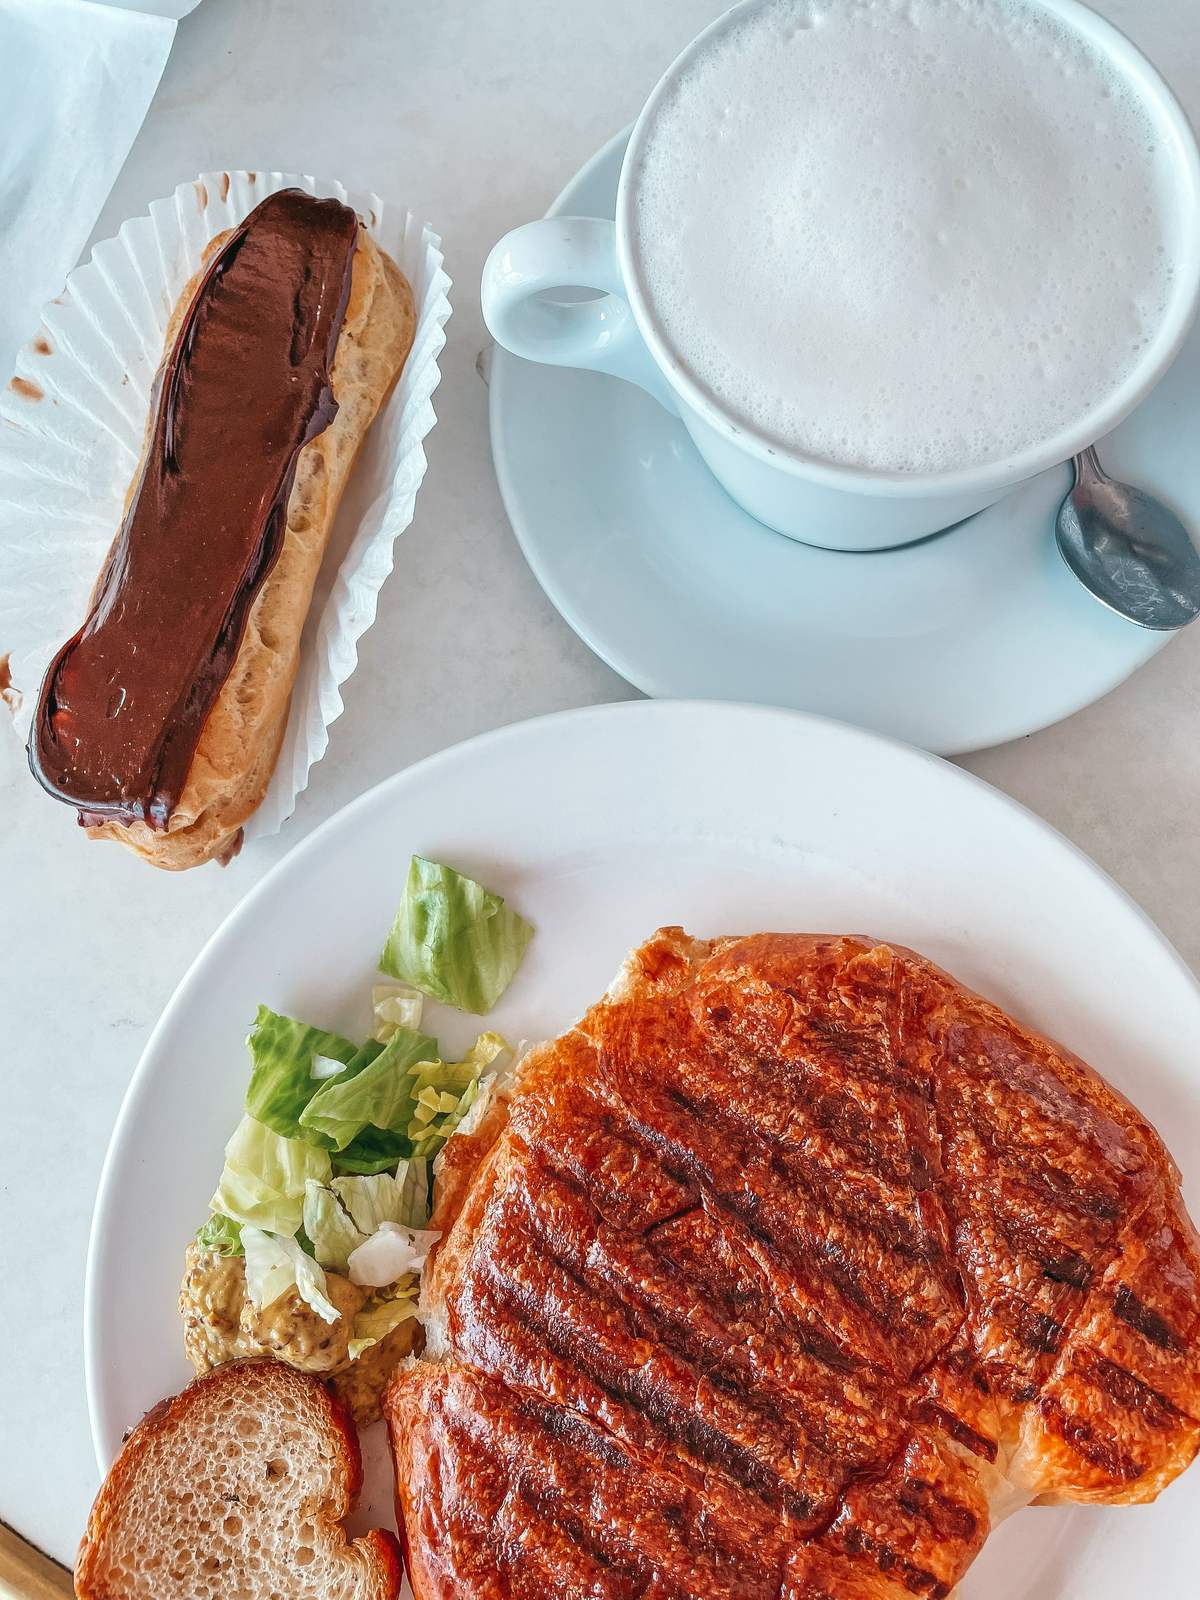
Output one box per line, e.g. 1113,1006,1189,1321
86,702,1200,1597
488,130,1200,755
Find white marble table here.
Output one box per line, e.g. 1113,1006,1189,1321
1,0,1198,1567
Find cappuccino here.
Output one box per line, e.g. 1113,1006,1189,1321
630,0,1181,473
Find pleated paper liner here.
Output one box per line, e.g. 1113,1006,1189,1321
0,169,452,846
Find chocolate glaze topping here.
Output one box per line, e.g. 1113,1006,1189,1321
29,188,359,828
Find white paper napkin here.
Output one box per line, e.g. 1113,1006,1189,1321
0,0,201,379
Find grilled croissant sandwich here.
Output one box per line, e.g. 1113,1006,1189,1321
387,929,1200,1599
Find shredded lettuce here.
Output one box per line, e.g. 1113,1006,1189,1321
302,1179,366,1270
404,1033,509,1155
332,1161,430,1235
348,1284,420,1361
196,1213,244,1257
300,1159,435,1291
241,1225,340,1323
372,983,425,1043
294,1037,388,1156
327,1037,386,1084
244,1006,357,1142
446,1030,510,1080
210,868,528,1288
313,1031,506,1164
409,1081,480,1155
435,1039,524,1159
298,1027,438,1150
210,1115,331,1237
331,1126,411,1176
347,1221,440,1288
379,856,533,1014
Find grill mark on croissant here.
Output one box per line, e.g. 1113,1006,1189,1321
579,1066,962,1370
445,1383,690,1595
525,1088,940,1267
1078,1350,1185,1426
962,1173,1113,1286
456,1243,827,1524
454,1103,982,1568
1041,1252,1093,1289
907,1401,998,1463
1113,1285,1181,1351
1035,1395,1147,1482
514,1159,903,1475
504,1481,649,1592
438,1372,799,1598
465,1219,828,1525
897,1481,981,1545
486,1019,988,1538
1012,1305,1069,1355
837,1523,952,1600
664,1078,950,1261
945,1122,1127,1228
913,1025,1152,1416
406,1367,966,1600
483,1386,981,1600
505,1454,763,1597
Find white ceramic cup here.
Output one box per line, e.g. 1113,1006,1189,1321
482,0,1200,552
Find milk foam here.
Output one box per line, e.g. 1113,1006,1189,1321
631,0,1180,473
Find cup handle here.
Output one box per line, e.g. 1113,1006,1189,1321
481,216,679,415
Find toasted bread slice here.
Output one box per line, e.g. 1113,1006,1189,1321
76,1358,402,1600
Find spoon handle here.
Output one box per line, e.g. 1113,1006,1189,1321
1075,443,1106,486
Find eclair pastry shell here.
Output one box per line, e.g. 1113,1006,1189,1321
83,224,415,869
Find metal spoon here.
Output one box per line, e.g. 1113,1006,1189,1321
1055,445,1200,629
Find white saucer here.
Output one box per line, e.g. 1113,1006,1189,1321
488,130,1200,755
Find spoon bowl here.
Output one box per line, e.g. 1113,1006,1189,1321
1055,446,1200,630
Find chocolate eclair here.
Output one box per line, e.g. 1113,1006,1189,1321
29,187,415,869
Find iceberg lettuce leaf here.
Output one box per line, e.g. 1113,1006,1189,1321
297,1027,438,1150
379,856,533,1014
241,1225,340,1323
348,1283,420,1360
402,1033,510,1156
244,1006,358,1142
210,1115,331,1237
331,1126,411,1176
331,1160,430,1235
371,983,425,1043
195,1213,243,1257
302,1180,366,1270
347,1221,441,1287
